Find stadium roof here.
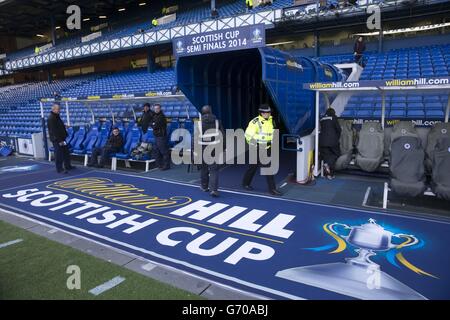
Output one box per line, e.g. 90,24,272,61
0,0,154,37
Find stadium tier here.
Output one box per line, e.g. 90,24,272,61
316,44,450,119
0,68,199,138
1,0,450,302
4,0,294,62
3,43,449,138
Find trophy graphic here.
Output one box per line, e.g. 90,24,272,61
176,40,184,53
276,219,427,300
252,28,262,42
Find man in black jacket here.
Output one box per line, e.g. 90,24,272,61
88,127,124,168
151,104,170,170
353,36,366,67
138,103,154,134
197,105,224,197
47,103,74,173
319,108,342,179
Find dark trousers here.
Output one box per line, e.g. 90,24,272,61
89,146,118,166
153,136,170,169
355,54,364,66
201,163,219,192
242,146,276,191
53,142,71,172
320,145,341,174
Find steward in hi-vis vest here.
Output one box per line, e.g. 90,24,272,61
242,104,282,196
197,105,224,198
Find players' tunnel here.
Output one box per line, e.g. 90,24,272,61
176,47,343,136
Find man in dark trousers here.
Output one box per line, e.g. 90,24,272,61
88,127,124,168
47,103,74,173
138,103,154,134
353,36,366,67
197,105,224,197
319,108,342,180
242,105,282,196
151,104,170,170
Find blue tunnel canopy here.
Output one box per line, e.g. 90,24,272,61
176,47,343,136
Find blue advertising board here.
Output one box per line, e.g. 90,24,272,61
173,24,266,57
1,168,450,300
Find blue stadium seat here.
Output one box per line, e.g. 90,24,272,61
73,125,99,155
69,127,86,152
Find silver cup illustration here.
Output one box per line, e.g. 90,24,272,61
276,219,427,300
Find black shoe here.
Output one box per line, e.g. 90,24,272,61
201,187,210,192
66,165,76,170
95,164,104,168
269,189,282,196
210,191,219,197
242,185,254,191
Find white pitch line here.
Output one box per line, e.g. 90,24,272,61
141,262,157,272
89,276,126,296
0,238,23,249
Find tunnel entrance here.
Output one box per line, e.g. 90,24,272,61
176,47,342,136
176,48,285,132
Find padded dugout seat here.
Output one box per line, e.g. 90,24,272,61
431,136,450,200
388,121,418,154
390,135,427,197
72,125,99,155
69,127,86,152
425,122,450,172
335,119,354,171
355,122,384,172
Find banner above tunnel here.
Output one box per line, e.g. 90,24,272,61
173,24,266,57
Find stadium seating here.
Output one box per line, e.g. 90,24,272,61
0,68,199,139
325,44,450,120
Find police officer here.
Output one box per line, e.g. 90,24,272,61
197,105,224,197
319,108,341,179
242,104,282,196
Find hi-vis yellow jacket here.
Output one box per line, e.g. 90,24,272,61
246,0,253,7
245,115,274,148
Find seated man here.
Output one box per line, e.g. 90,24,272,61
88,127,124,168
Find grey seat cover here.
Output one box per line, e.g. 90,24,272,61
390,135,426,197
431,136,450,200
425,122,450,172
355,122,384,172
389,121,418,150
335,119,354,170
